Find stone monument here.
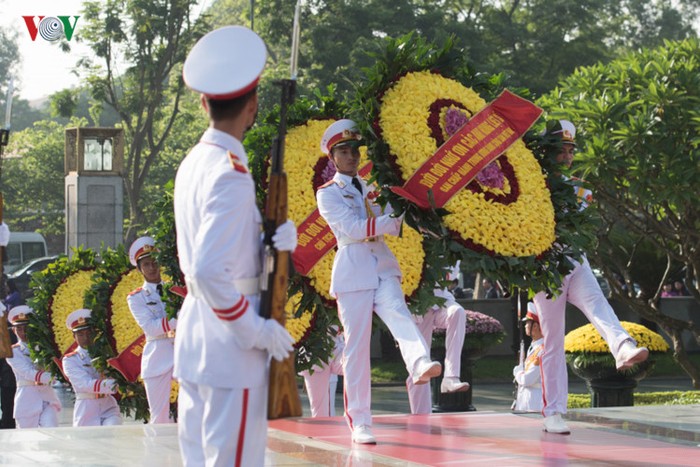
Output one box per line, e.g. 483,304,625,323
64,127,124,255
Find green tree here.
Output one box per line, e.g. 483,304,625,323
538,38,700,386
78,0,209,242
2,119,88,252
250,0,699,99
0,25,19,124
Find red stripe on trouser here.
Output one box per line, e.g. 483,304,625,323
235,389,249,467
366,219,371,237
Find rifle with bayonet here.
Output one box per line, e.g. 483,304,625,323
259,0,302,419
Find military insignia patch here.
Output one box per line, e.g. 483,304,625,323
228,151,248,174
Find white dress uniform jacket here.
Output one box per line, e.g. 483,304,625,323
127,282,176,379
128,281,176,423
7,341,61,428
62,346,122,426
174,127,269,466
317,171,432,431
173,127,267,389
513,338,544,412
316,172,402,295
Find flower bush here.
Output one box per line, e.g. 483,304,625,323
564,321,670,370
433,309,506,353
27,248,97,382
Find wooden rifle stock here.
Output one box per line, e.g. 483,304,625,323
261,79,301,419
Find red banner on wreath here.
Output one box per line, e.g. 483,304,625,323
292,162,374,275
390,90,542,209
107,334,145,383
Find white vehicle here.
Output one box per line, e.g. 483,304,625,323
4,232,49,274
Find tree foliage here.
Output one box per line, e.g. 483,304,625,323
538,38,700,386
2,119,89,251
252,0,700,99
78,0,210,242
0,25,19,109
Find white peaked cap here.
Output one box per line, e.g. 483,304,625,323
183,26,267,100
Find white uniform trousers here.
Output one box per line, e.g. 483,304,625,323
337,276,430,429
303,368,340,417
300,332,343,417
178,379,267,467
514,382,543,413
144,370,174,424
407,303,467,414
534,256,635,417
16,401,59,429
73,397,122,427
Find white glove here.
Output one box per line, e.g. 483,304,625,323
0,301,5,318
272,220,298,252
255,319,294,362
105,378,117,394
0,222,9,247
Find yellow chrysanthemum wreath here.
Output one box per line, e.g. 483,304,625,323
51,270,95,354
379,71,555,257
110,269,173,353
110,269,148,353
565,321,670,354
285,292,316,344
285,119,425,299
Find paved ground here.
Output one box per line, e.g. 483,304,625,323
1,376,698,466
1,374,694,426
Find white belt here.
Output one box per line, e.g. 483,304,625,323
146,330,176,342
17,381,45,387
337,235,384,248
233,277,260,295
75,393,107,400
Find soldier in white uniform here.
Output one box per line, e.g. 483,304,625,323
127,236,177,424
316,119,442,444
62,308,123,427
534,120,649,434
5,306,61,428
407,265,470,415
175,26,296,467
299,328,344,417
512,303,544,413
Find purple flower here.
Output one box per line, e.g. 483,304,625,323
465,309,505,335
444,108,469,137
475,161,505,190
320,158,336,183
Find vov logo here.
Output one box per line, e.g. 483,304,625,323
22,16,80,42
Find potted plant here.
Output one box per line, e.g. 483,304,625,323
431,309,506,411
564,321,670,407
